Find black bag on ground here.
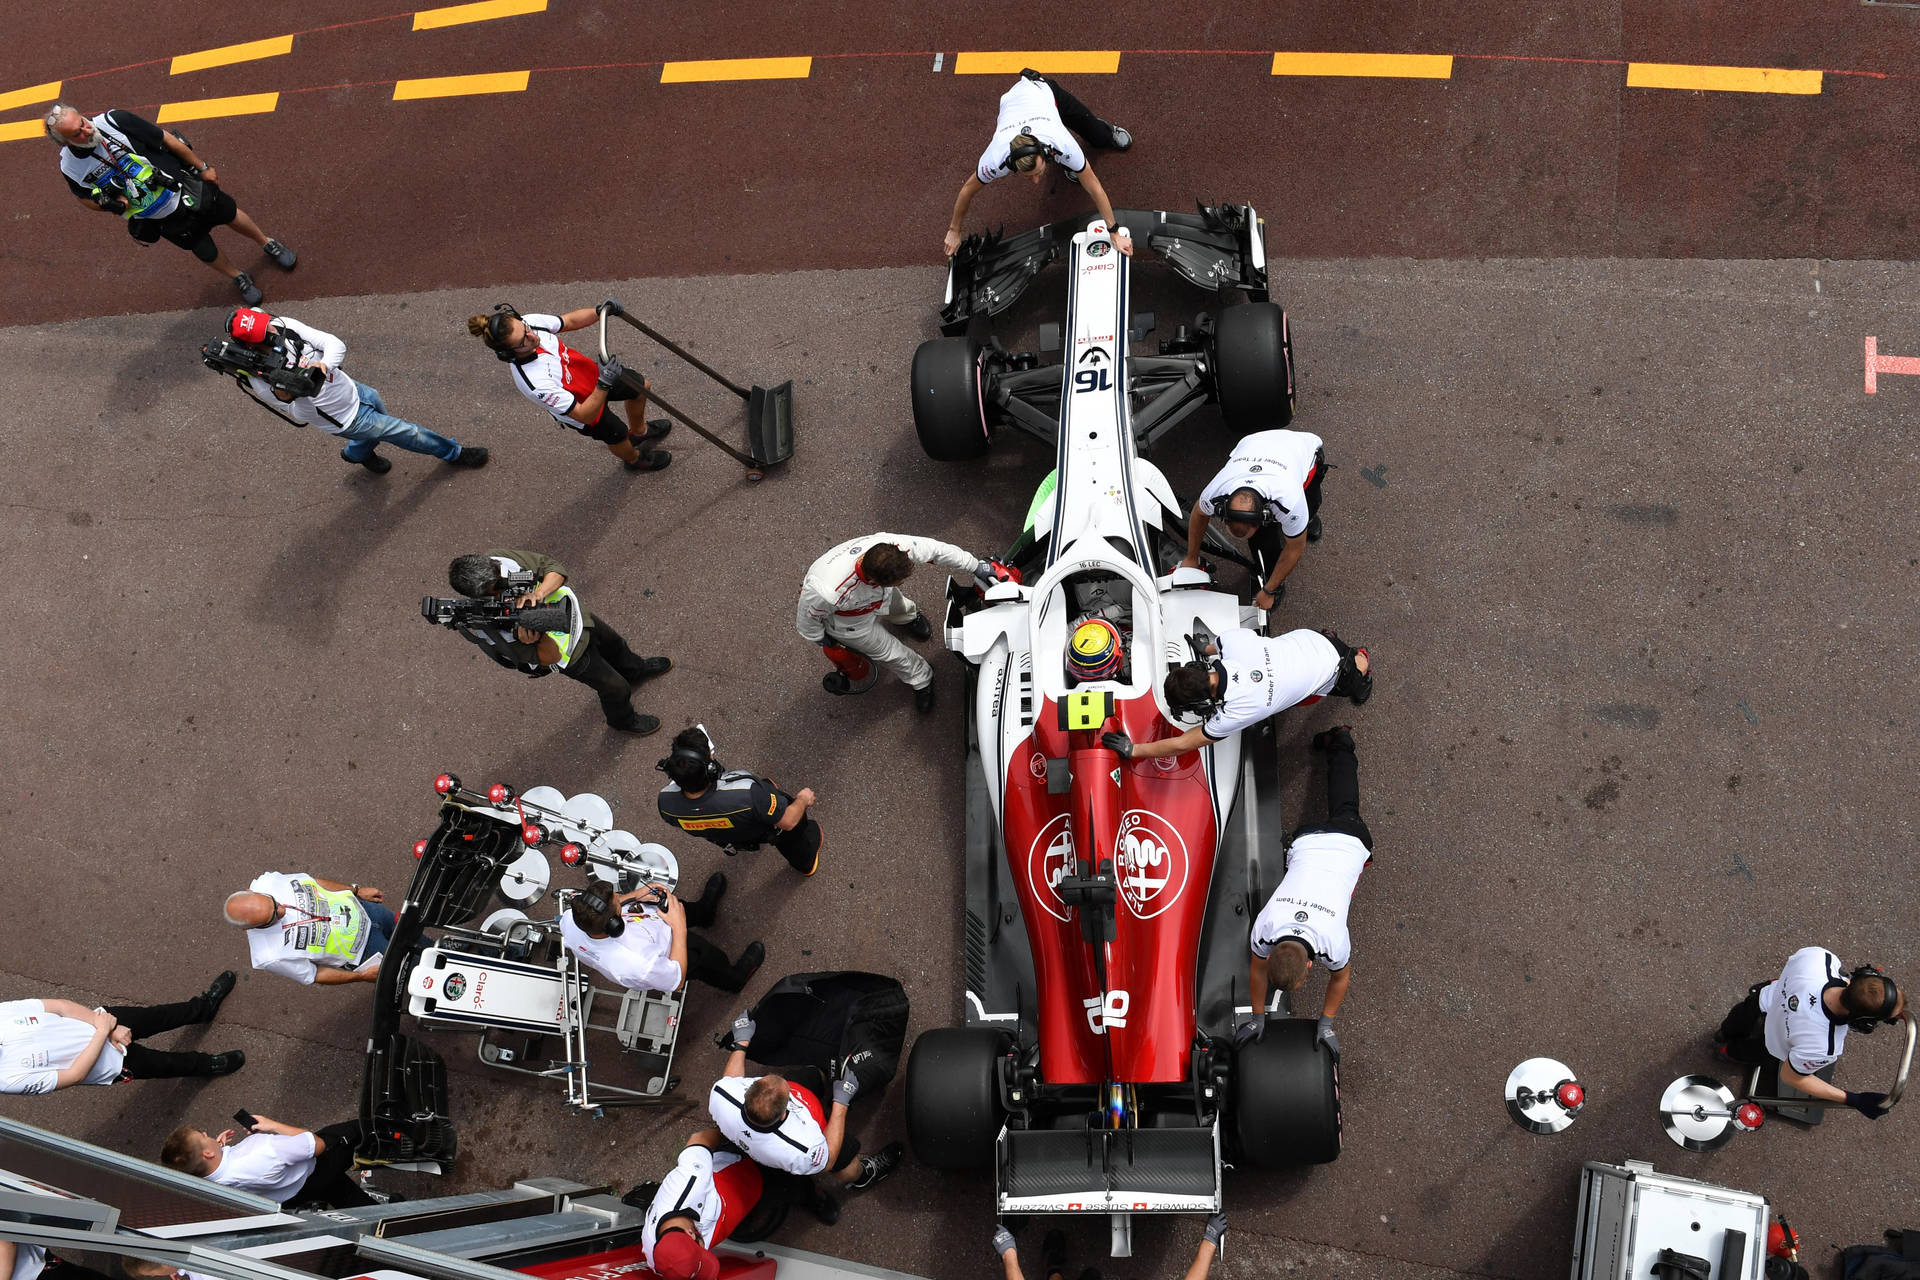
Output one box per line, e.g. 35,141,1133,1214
1842,1227,1920,1279
743,971,909,1098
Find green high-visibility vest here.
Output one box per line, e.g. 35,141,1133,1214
283,880,369,962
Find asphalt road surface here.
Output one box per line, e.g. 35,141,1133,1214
4,4,1920,1278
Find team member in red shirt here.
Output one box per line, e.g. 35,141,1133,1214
467,300,671,472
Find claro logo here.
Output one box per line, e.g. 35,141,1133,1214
1114,810,1189,919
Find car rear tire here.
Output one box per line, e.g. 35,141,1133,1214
912,337,991,460
904,1027,1007,1169
1213,302,1295,431
1231,1017,1341,1166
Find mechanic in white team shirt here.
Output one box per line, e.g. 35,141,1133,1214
1240,726,1375,1058
944,69,1135,259
641,1132,769,1280
559,874,764,994
797,532,998,712
161,1114,371,1207
708,1012,902,1195
1713,947,1907,1119
1102,625,1373,761
1180,428,1328,609
467,300,672,472
222,870,395,986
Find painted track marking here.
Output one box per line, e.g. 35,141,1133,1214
660,56,813,84
1626,62,1823,95
412,0,547,32
171,36,295,76
953,51,1121,75
392,70,531,99
1270,52,1453,79
1863,336,1920,393
0,81,61,112
0,119,44,142
156,92,280,123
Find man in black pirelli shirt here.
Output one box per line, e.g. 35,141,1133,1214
657,727,822,876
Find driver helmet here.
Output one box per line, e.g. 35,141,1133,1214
1068,618,1124,681
227,308,273,343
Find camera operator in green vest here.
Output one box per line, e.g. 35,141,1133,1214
223,872,395,987
444,550,673,736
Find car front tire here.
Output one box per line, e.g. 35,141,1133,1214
1212,301,1296,432
911,337,992,460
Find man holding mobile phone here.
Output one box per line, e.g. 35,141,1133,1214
559,876,764,994
161,1112,372,1208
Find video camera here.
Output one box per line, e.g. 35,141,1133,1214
201,328,325,401
420,569,575,635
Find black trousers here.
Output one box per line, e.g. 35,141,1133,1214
562,617,654,728
1022,70,1121,150
1293,735,1374,852
288,1120,373,1209
678,884,759,992
106,993,220,1080
1714,985,1773,1065
1247,450,1328,583
772,817,822,873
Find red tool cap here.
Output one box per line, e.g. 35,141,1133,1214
1555,1081,1584,1110
1735,1102,1765,1131
228,308,273,342
651,1232,720,1280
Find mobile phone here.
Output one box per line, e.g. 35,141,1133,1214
233,1110,257,1130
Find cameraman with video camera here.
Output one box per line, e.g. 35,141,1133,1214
438,550,672,735
209,308,488,473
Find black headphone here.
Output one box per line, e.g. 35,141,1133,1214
484,303,529,364
1845,964,1902,1033
1005,138,1057,171
742,1091,786,1134
575,883,624,937
1206,487,1288,530
656,729,723,787
1165,658,1228,719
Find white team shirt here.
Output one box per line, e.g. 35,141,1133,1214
560,909,683,993
244,871,374,984
641,1145,736,1268
204,1131,318,1203
0,999,125,1094
1195,429,1324,540
7,1242,46,1280
976,76,1086,183
507,313,599,425
709,1075,830,1176
1200,628,1339,741
1759,946,1852,1076
242,318,363,434
1249,831,1369,971
796,532,978,641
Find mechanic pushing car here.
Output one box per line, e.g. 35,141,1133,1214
466,300,672,472
943,69,1135,259
1102,625,1373,761
1242,727,1376,1059
1181,427,1328,609
1712,947,1907,1119
796,532,1001,712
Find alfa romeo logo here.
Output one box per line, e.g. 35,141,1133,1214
1027,814,1075,922
1087,238,1111,258
1114,810,1189,920
444,973,468,1001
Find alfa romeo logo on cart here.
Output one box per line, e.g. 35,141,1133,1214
1087,238,1111,258
1027,813,1076,922
1114,810,1189,920
444,973,468,1001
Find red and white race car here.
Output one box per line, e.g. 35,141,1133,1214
904,208,1334,1255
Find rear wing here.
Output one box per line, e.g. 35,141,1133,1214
942,203,1268,334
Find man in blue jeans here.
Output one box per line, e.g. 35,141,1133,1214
223,307,488,473
224,871,402,987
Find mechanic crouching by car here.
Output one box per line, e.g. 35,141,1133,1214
216,308,486,472
1241,727,1375,1058
467,300,671,472
798,532,1000,712
561,876,766,994
1180,427,1328,609
944,70,1135,259
443,550,672,735
657,726,823,876
1102,625,1372,761
637,1130,786,1280
709,1012,902,1213
223,870,397,987
46,103,296,306
1712,947,1907,1120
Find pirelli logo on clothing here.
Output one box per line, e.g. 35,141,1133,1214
676,817,736,832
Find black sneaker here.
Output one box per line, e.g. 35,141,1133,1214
700,872,728,910
1310,726,1355,754
631,656,672,681
737,941,766,977
914,685,936,713
623,449,672,473
610,714,662,736
1062,165,1081,186
849,1140,903,1190
342,449,391,474
810,1190,841,1226
1305,513,1324,542
1107,125,1133,151
263,239,297,270
446,445,489,468
637,418,673,442
904,614,933,641
200,970,237,1015
823,671,853,695
207,1051,246,1076
233,272,262,306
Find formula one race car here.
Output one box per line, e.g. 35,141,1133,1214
903,212,1334,1256
911,203,1293,459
